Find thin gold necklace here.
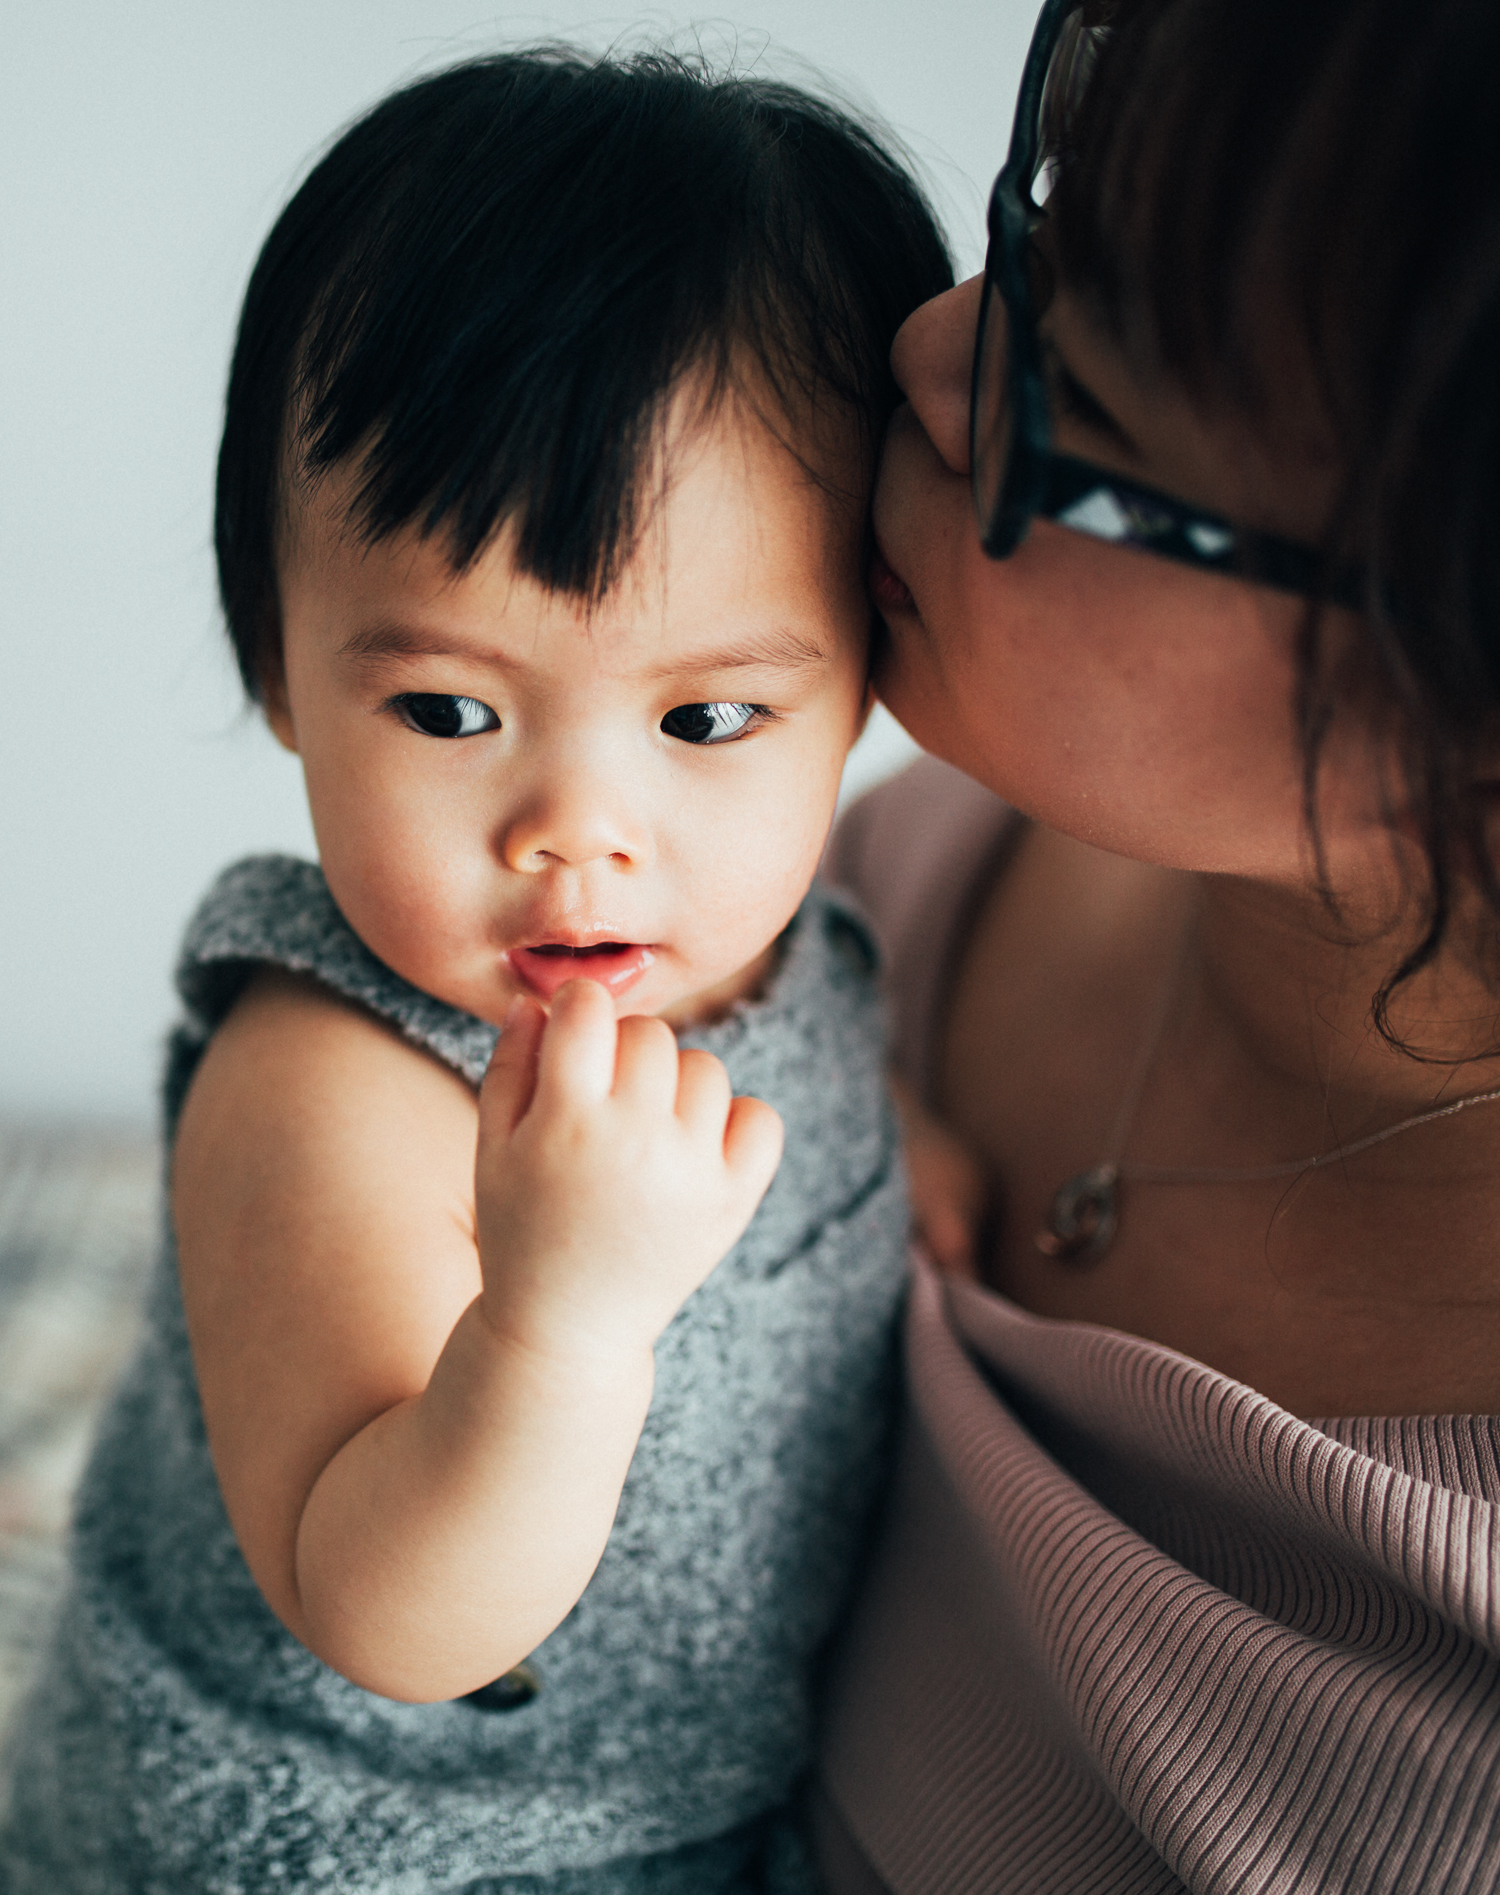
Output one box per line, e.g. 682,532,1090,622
1035,937,1500,1265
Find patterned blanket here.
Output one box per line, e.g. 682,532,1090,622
0,1123,157,1737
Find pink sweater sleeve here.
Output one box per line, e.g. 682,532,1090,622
826,754,1017,1102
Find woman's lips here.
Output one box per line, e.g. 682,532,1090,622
507,942,656,1002
870,546,915,612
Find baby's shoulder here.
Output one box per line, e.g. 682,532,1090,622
166,854,496,1135
169,859,483,1250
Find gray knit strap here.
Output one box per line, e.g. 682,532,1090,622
174,854,499,1087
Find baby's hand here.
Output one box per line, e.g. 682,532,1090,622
474,982,784,1362
890,1075,988,1280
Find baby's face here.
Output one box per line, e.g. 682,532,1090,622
267,388,872,1028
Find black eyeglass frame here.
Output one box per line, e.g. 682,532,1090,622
972,0,1356,608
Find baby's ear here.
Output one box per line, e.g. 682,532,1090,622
256,617,299,754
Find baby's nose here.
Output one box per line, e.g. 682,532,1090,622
498,778,651,873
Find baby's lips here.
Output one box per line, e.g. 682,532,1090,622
506,942,656,1003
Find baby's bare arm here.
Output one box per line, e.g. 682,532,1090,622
174,970,780,1703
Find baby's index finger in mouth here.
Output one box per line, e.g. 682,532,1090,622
533,978,621,1100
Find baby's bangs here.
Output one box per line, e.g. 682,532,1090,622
280,53,949,601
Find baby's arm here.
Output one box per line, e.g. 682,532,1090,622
174,972,781,1704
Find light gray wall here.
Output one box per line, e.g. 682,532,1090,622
1,1,1031,1122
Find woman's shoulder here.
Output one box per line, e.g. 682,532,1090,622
826,755,1018,1093
827,755,1014,923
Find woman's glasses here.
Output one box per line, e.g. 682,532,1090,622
973,0,1353,607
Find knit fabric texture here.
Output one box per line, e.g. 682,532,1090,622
0,856,907,1895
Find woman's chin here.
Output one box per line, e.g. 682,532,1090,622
871,635,951,765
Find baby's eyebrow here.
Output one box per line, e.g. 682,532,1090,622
646,629,830,679
338,622,831,676
336,624,494,665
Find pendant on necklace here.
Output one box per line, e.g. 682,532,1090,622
1035,1163,1120,1264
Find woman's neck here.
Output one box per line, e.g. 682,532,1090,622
1181,873,1500,1144
946,824,1500,1414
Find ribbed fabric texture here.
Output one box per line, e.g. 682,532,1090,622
820,757,1500,1895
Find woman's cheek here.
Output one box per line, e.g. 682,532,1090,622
872,424,994,719
872,407,971,609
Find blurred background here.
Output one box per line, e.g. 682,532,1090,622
2,0,1033,1127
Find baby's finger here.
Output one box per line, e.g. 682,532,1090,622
915,1199,979,1279
533,979,619,1107
721,1094,784,1200
674,1048,731,1132
480,997,546,1136
612,1014,680,1108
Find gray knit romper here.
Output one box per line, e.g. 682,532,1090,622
0,857,909,1895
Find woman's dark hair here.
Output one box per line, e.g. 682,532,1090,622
214,48,952,699
1051,0,1500,1039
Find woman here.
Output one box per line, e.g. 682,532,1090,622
817,0,1500,1888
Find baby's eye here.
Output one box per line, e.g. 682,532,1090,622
392,693,500,739
660,702,762,745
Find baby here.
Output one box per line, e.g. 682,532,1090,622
0,46,952,1895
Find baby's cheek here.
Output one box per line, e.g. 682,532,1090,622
322,828,483,999
694,815,826,958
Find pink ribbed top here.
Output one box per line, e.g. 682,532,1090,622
818,755,1500,1895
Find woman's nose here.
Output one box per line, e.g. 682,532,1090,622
498,772,651,874
889,273,985,476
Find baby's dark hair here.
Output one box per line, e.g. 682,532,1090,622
214,48,953,698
